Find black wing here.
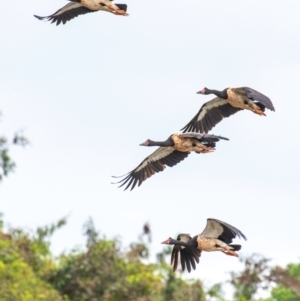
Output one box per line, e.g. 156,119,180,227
181,97,242,133
112,147,190,191
34,3,95,25
241,87,275,111
171,235,201,273
201,218,247,244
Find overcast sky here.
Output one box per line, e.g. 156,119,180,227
1,0,300,293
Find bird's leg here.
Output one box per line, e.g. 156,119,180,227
111,9,128,16
222,248,238,257
201,147,215,153
248,103,266,116
106,4,128,15
197,144,215,153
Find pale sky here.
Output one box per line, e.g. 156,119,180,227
1,0,300,292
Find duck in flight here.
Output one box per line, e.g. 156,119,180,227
162,218,247,273
181,87,275,133
112,132,228,191
34,0,128,26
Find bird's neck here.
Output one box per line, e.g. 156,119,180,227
171,236,197,248
206,88,228,99
148,137,174,147
171,239,190,247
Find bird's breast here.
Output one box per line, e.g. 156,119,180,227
172,134,207,153
81,0,103,10
227,88,248,109
197,236,229,252
197,237,220,252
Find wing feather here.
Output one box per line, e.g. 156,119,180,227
240,87,275,111
113,147,190,191
200,218,247,244
181,97,242,133
178,246,201,272
180,250,186,271
184,252,192,272
171,246,180,272
191,248,201,263
34,3,95,25
178,132,229,142
186,248,196,270
169,235,201,273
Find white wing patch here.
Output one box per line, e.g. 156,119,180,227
135,147,175,173
178,233,192,249
197,97,228,122
200,219,224,238
53,2,83,16
179,233,192,243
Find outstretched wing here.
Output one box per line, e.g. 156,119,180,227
34,3,95,25
200,218,247,244
241,87,275,111
112,147,190,191
181,97,242,133
34,3,128,25
171,235,201,273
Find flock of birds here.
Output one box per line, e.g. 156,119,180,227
34,0,275,273
113,86,275,191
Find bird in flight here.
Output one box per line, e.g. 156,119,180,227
181,87,275,133
162,218,247,272
112,132,228,191
34,0,128,26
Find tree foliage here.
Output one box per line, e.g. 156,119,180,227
0,214,63,301
228,254,300,301
0,213,299,301
0,112,28,181
229,253,271,300
265,264,300,301
0,215,206,301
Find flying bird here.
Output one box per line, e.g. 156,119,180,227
34,0,128,26
112,132,228,191
162,218,247,273
181,87,275,133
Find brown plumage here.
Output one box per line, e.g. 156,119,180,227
161,218,247,273
112,132,229,191
181,87,275,133
34,0,128,26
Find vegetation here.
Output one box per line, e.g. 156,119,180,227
0,214,207,301
0,212,299,301
0,112,28,181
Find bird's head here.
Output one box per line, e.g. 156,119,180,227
139,139,150,146
161,237,174,245
197,87,207,95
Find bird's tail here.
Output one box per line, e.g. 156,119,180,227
255,102,266,112
229,244,241,251
115,4,128,11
